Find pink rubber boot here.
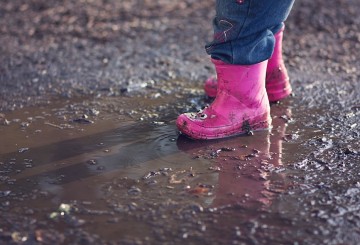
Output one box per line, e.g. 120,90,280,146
177,59,271,140
204,26,292,102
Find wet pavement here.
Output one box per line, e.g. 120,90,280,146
1,0,360,244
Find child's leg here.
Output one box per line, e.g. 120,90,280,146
205,0,295,65
204,25,293,101
176,0,295,140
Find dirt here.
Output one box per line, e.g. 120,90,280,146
0,0,360,244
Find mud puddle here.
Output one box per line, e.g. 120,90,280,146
0,92,359,244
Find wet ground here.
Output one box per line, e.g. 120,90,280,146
1,0,360,244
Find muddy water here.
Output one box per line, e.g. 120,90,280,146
0,93,359,244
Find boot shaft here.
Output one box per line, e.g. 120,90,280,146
212,58,268,104
268,26,285,70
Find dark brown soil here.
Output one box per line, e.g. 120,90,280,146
0,0,359,244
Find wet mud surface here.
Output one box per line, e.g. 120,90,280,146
1,0,360,244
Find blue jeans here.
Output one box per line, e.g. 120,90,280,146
206,0,295,65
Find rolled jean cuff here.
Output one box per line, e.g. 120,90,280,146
206,28,276,65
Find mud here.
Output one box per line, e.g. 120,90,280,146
1,0,360,244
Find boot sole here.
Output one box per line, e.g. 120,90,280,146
177,113,272,140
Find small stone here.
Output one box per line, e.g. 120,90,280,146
88,109,100,116
87,159,97,165
18,148,29,153
72,118,93,124
188,203,204,212
58,203,71,214
0,190,11,197
127,186,142,196
4,119,11,125
21,122,30,127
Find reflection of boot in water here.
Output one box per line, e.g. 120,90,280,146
176,103,292,209
211,132,271,208
269,103,292,166
259,103,292,207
